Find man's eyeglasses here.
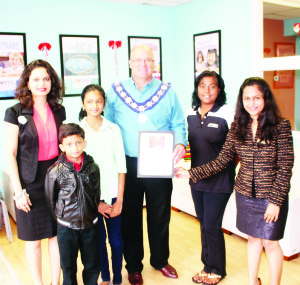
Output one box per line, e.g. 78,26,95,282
131,58,154,64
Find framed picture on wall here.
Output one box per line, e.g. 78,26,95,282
59,35,101,96
193,30,221,78
274,42,295,57
273,70,295,89
128,36,162,80
273,42,295,89
0,32,27,100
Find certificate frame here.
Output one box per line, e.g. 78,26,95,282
138,131,174,178
59,34,101,96
128,36,162,81
193,30,221,78
0,32,27,100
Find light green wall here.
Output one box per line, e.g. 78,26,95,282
172,0,253,112
0,0,254,178
284,18,300,131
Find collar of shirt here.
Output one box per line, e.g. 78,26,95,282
130,76,154,95
66,154,84,171
80,116,110,132
198,103,221,116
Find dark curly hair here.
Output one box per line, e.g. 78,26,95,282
15,59,63,110
78,84,106,121
234,77,282,142
191,70,226,109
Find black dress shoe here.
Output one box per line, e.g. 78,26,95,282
159,264,178,278
128,272,143,285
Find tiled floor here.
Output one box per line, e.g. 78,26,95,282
0,247,21,285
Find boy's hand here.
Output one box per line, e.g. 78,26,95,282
98,201,112,218
110,199,123,217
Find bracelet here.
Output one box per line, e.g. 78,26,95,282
13,189,29,201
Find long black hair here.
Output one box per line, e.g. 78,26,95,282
78,84,106,121
191,70,226,109
234,77,282,142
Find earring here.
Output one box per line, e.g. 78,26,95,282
28,88,31,91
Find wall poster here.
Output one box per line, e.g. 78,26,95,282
0,32,27,100
193,30,221,78
59,35,100,96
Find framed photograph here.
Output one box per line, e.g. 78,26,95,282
138,131,174,178
274,42,295,57
273,43,295,89
0,32,27,100
193,30,221,78
273,70,294,89
59,35,101,96
128,36,162,80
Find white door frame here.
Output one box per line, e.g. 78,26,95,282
252,0,300,74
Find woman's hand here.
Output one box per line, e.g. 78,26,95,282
172,144,186,164
264,203,280,223
15,192,32,213
110,199,123,218
98,201,112,218
174,167,190,179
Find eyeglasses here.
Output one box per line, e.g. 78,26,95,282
131,58,154,64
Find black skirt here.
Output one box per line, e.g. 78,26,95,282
236,191,288,241
16,157,58,241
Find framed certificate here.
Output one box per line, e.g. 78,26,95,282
138,131,175,178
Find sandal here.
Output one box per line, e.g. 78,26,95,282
203,273,224,285
192,271,208,284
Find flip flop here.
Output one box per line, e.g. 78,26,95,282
203,273,224,285
192,271,208,284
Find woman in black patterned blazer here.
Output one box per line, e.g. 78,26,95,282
175,77,294,285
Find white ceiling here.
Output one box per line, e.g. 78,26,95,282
94,0,300,18
264,1,300,20
95,0,194,7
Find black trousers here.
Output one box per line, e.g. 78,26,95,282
191,188,231,278
57,224,101,285
122,156,173,273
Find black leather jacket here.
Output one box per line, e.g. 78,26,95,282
45,152,100,230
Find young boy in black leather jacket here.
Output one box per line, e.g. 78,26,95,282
45,123,101,285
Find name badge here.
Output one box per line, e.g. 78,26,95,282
207,123,218,128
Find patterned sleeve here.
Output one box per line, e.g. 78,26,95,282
188,124,237,183
269,119,294,206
